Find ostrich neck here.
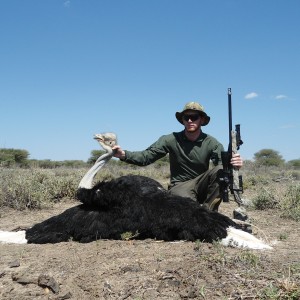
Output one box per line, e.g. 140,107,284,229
78,149,115,189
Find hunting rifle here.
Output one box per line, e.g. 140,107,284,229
219,88,244,206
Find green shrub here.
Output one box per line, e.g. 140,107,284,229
243,174,270,189
280,184,300,221
252,188,278,210
0,168,82,209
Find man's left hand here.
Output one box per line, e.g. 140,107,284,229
231,153,243,169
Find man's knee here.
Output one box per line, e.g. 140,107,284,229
168,184,197,201
203,197,222,211
210,165,223,180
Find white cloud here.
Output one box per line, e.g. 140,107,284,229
275,94,288,100
279,124,295,129
245,92,258,99
64,1,71,8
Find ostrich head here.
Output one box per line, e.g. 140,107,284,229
94,133,117,153
78,132,117,189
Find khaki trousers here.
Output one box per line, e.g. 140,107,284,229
168,165,222,211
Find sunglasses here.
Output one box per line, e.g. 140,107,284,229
183,114,200,122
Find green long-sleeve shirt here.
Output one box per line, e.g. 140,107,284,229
123,131,224,185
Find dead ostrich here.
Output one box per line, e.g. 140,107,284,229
0,133,272,249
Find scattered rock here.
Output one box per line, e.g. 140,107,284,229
12,272,38,285
38,274,60,294
8,259,20,268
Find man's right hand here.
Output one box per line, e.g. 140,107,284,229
112,145,126,160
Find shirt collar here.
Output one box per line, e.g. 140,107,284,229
181,130,205,142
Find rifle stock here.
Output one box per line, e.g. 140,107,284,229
219,88,243,205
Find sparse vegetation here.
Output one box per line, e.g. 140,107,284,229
252,187,278,210
0,168,83,209
280,184,300,221
240,160,300,221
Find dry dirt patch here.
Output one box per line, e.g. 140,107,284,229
1,200,299,299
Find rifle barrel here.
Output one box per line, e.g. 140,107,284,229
227,88,232,154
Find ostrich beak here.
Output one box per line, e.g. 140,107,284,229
94,134,104,142
93,133,117,149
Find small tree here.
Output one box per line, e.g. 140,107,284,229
0,148,30,167
87,150,106,164
287,159,300,169
253,149,285,167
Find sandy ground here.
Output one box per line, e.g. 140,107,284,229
0,199,299,300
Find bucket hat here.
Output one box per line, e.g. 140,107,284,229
175,102,210,126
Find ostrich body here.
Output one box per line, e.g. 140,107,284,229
0,133,272,249
26,175,237,243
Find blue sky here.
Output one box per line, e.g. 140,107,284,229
0,0,299,162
